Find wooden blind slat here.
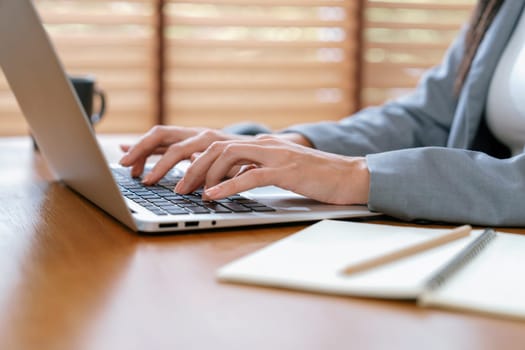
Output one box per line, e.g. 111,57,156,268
168,38,354,49
167,0,356,7
40,12,151,25
167,78,352,89
64,0,150,2
367,1,473,11
52,35,151,47
365,20,464,31
366,42,452,51
167,16,354,28
168,60,352,69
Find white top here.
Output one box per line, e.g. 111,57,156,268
486,11,525,156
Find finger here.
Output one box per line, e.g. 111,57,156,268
175,141,243,194
142,134,218,185
130,156,148,178
181,143,276,194
235,164,258,177
204,143,276,189
119,131,163,166
190,152,202,162
203,168,275,200
174,141,229,193
120,126,178,166
191,152,240,175
120,143,168,178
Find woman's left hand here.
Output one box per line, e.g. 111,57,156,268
175,136,370,205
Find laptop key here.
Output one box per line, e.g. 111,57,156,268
149,198,168,202
184,206,211,214
233,198,260,205
219,202,252,213
149,209,167,215
142,194,160,199
156,204,180,209
165,208,189,215
251,206,276,212
201,202,232,213
228,194,246,200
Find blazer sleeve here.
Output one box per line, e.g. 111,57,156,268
366,148,525,226
283,30,466,156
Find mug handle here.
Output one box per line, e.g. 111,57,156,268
90,88,106,124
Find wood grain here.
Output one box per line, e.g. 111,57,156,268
0,135,524,350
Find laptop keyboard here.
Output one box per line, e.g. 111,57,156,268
112,168,275,216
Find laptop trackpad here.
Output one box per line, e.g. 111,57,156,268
243,186,325,212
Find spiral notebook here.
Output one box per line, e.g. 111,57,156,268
217,220,525,321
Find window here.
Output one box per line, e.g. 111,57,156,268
0,0,474,136
164,0,361,129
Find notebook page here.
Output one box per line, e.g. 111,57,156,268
217,220,479,299
419,232,525,320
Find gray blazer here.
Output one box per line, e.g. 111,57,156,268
286,0,525,226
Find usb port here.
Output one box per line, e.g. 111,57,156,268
159,222,178,228
184,221,199,228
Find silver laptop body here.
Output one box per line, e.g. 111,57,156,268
0,0,378,233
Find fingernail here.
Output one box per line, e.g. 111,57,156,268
142,174,152,184
174,178,185,193
204,186,221,199
119,155,129,165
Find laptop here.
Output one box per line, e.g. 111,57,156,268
0,0,379,233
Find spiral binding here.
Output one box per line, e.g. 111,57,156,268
423,228,497,292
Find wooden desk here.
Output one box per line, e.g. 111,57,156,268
1,135,524,350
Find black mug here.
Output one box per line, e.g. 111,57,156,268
69,75,106,125
33,75,106,149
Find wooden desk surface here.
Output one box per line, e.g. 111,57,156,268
1,135,524,350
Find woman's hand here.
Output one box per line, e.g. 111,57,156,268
118,125,313,185
175,136,370,205
119,126,252,184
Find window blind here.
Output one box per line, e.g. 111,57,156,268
163,0,362,129
362,0,475,107
0,0,156,136
0,0,477,136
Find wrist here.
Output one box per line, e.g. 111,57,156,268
350,157,370,204
330,155,370,205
